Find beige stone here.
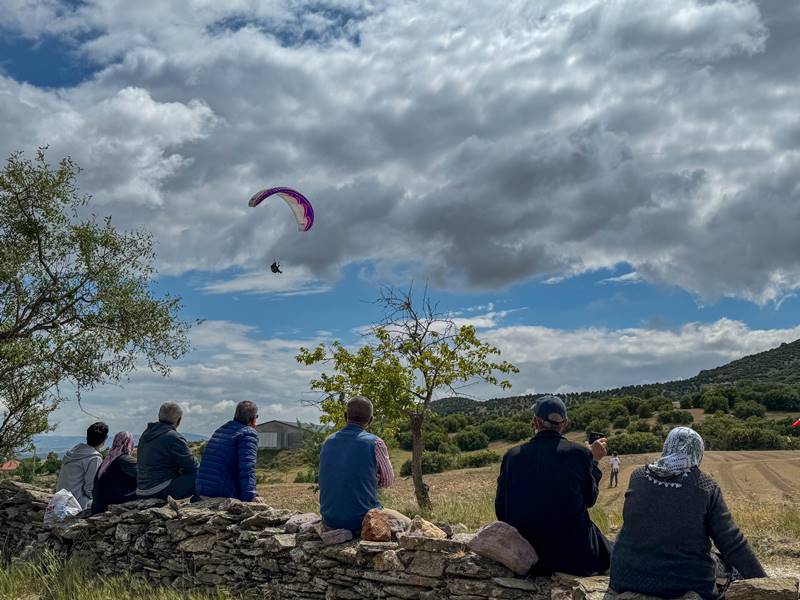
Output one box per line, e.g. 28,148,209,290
407,515,447,539
468,521,538,576
726,577,799,600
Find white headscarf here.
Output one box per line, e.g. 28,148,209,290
646,427,705,485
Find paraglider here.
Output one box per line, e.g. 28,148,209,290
792,418,800,428
248,187,314,231
248,187,313,274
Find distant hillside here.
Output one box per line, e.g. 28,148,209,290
432,338,800,415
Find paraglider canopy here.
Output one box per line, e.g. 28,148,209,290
248,187,314,232
792,418,800,428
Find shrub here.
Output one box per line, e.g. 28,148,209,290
399,451,455,476
504,421,531,441
657,410,694,425
724,428,785,451
480,419,509,441
702,391,729,414
454,427,490,451
606,432,662,455
397,431,413,451
613,415,631,430
585,419,611,436
607,403,629,420
424,431,449,451
732,401,767,420
438,442,460,455
456,450,500,469
679,397,692,409
637,404,653,419
443,413,472,433
293,469,317,483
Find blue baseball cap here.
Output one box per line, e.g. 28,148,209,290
533,394,567,425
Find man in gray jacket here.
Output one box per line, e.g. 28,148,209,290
56,422,109,510
136,402,198,500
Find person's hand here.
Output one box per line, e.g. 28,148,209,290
590,438,608,461
250,495,267,504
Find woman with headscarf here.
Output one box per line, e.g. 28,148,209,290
91,431,137,515
609,427,766,599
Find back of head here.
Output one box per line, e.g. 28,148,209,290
158,402,183,427
346,396,373,427
533,394,568,432
234,400,258,425
87,422,109,447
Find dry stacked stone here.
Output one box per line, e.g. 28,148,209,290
0,481,797,600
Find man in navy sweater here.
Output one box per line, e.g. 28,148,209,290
495,395,612,576
196,401,265,503
318,396,395,533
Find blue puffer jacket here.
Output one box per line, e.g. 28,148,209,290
196,420,258,501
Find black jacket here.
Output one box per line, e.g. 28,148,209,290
610,466,765,600
495,430,610,576
91,455,137,515
136,422,198,493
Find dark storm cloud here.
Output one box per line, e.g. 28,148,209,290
1,0,799,301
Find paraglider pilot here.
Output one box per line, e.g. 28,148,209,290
270,261,282,274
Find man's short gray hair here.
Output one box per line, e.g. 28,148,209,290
158,402,183,426
234,401,258,425
346,396,373,426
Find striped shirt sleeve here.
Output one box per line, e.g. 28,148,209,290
374,437,395,488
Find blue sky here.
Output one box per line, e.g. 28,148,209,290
1,0,799,436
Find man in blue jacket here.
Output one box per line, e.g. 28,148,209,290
196,401,264,503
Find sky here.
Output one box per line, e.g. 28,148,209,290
1,0,799,437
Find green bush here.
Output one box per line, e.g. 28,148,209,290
438,442,460,455
293,469,317,483
424,431,449,451
399,451,455,476
724,428,785,451
679,397,692,409
480,419,509,441
606,432,662,455
637,404,653,419
454,427,490,451
443,413,472,433
657,410,694,425
456,450,500,469
732,401,767,420
702,391,729,414
504,421,531,441
613,415,631,430
396,431,413,451
585,418,611,436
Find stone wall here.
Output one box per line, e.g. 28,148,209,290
1,481,797,600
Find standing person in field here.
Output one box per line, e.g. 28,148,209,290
92,431,137,515
609,453,621,488
610,427,766,600
56,422,109,511
495,395,612,576
136,403,198,500
195,401,265,503
318,396,395,533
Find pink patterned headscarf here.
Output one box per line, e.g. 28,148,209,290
98,431,135,478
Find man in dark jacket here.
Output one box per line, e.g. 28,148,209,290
495,395,611,576
196,401,264,502
136,403,198,500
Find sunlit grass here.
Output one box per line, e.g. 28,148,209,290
0,553,230,600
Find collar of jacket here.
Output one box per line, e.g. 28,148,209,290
534,429,564,439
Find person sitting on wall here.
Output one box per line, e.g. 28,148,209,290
610,427,766,600
495,394,612,576
136,402,198,500
56,422,109,511
318,396,395,533
195,401,265,503
92,431,137,515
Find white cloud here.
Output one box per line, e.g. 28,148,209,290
1,1,799,301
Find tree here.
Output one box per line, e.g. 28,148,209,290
297,285,517,511
0,150,191,459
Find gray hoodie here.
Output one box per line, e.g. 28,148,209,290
55,443,102,510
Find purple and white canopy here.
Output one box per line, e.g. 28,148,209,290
248,187,314,232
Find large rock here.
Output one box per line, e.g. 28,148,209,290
468,521,538,576
407,515,447,539
726,577,800,600
320,528,353,546
361,509,392,542
284,512,321,533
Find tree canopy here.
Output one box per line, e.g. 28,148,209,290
0,150,191,459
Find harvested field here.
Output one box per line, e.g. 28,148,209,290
258,449,800,577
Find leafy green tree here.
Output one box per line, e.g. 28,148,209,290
454,427,490,451
297,286,517,511
0,150,191,460
701,391,729,414
732,400,767,420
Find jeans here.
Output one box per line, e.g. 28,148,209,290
609,470,619,487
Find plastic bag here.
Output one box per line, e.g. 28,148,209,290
44,489,83,525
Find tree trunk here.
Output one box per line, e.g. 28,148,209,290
409,411,432,513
